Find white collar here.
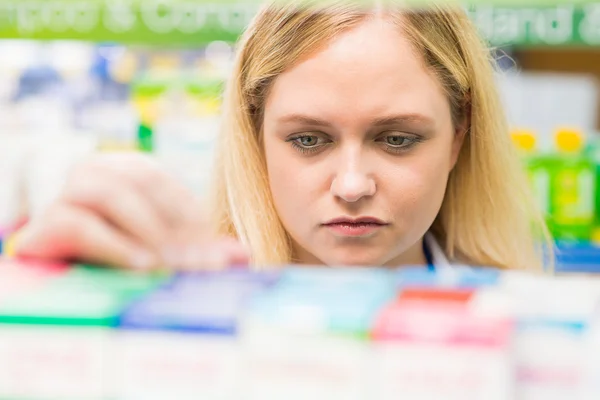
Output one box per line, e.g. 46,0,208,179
424,232,452,270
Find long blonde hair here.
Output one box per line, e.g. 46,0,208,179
210,1,552,271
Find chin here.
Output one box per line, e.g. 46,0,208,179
320,251,387,267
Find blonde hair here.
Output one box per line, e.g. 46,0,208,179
210,0,552,271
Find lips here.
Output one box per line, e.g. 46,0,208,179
324,217,387,226
323,217,388,237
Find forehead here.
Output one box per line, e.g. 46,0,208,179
264,17,449,127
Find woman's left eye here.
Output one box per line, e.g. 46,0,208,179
377,133,420,151
385,136,410,147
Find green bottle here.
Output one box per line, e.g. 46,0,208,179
585,136,600,244
511,129,551,228
131,77,169,154
550,128,595,242
137,123,153,153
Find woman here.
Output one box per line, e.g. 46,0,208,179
14,1,551,271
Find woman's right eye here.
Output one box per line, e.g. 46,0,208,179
287,134,330,155
295,135,320,147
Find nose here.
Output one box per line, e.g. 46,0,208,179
330,148,376,203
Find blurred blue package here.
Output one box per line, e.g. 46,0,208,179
114,270,278,400
395,265,501,289
239,267,396,400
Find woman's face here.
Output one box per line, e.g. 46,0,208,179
262,17,464,266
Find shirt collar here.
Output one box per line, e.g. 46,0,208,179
424,232,452,270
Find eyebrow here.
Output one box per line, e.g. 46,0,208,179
277,114,333,127
371,114,435,127
277,113,435,127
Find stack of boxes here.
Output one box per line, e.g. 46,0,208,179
0,260,599,399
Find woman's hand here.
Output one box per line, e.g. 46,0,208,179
13,153,249,271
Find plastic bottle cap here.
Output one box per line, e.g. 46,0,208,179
111,51,138,84
591,227,600,245
510,129,536,152
555,128,584,153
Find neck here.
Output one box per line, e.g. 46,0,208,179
384,238,428,267
292,237,428,267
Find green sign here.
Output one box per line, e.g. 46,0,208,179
1,0,600,47
0,0,257,45
469,4,600,46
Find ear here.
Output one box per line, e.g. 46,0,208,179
450,102,470,170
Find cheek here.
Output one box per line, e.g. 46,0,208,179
264,139,316,230
264,139,289,205
384,142,453,222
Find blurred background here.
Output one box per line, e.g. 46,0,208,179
0,1,600,270
0,5,599,400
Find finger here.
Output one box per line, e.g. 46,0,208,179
62,169,168,252
177,238,250,271
215,237,251,266
132,168,207,230
14,203,159,271
159,199,225,268
90,154,207,230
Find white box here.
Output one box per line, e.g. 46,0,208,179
0,325,109,399
115,330,239,400
241,323,369,400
